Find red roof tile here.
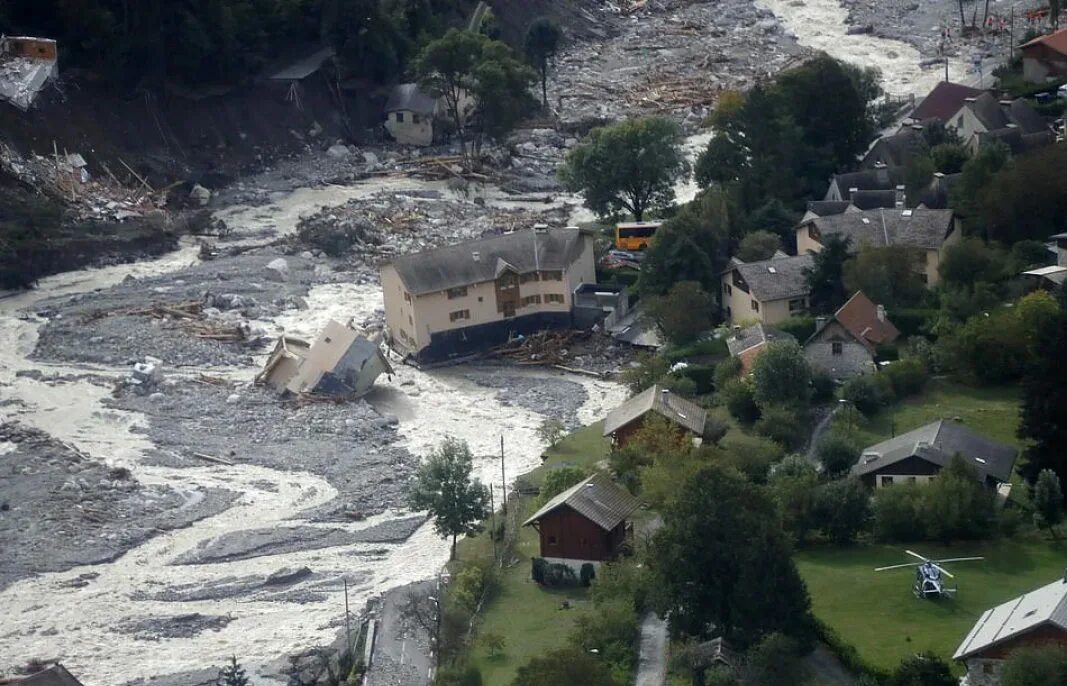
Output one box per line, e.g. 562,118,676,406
1021,27,1067,56
834,291,900,347
911,81,984,122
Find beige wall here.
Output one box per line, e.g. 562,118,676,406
382,234,596,355
285,321,360,393
385,110,434,146
721,271,801,326
797,223,821,255
946,103,987,145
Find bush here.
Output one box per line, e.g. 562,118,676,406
571,598,640,677
676,362,717,394
816,434,860,477
531,557,547,584
882,358,929,398
810,369,836,403
621,353,670,393
842,374,893,415
720,379,760,424
812,478,871,544
702,410,730,445
543,562,579,587
722,433,784,484
872,483,925,541
713,356,743,388
661,372,698,397
891,309,936,338
776,316,816,342
580,563,596,587
754,404,808,451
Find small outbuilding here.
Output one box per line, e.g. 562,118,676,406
954,573,1067,685
850,419,1017,489
384,83,438,146
602,385,707,449
523,473,641,573
11,664,86,686
726,323,794,375
258,320,392,397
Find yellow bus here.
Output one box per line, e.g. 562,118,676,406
615,221,663,251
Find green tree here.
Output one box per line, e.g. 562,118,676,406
812,478,871,544
737,230,782,262
511,647,617,686
560,116,688,221
750,340,811,409
938,238,1008,289
755,405,808,451
888,652,956,686
470,42,538,144
524,17,561,109
536,418,566,448
1033,468,1064,536
537,466,587,506
770,456,819,543
986,138,1067,243
435,663,484,686
620,352,670,393
841,374,893,415
937,308,1028,385
843,245,926,309
570,598,640,677
415,29,486,161
804,234,852,314
218,656,249,686
817,434,860,477
872,482,925,541
1001,646,1067,686
409,437,491,557
904,155,936,203
720,379,760,425
481,630,506,658
646,280,713,345
950,141,1010,238
921,455,995,543
650,464,813,644
1019,303,1067,482
721,433,784,484
929,143,970,174
742,633,812,686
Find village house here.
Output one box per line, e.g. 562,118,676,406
902,80,984,127
945,92,1052,154
381,227,596,364
522,473,641,574
802,200,857,222
1020,28,1067,83
257,320,393,397
803,292,897,380
914,171,962,210
603,385,708,449
850,419,1017,489
823,167,906,204
726,323,795,374
954,573,1067,686
383,83,438,146
0,36,58,110
720,252,814,325
795,207,961,287
1026,231,1067,289
860,125,928,170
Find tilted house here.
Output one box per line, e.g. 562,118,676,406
720,252,814,325
523,473,641,573
257,320,393,397
795,208,961,287
1020,28,1067,83
726,323,795,374
850,419,1017,489
381,227,596,364
954,574,1067,686
603,385,707,449
15,664,86,686
803,291,898,381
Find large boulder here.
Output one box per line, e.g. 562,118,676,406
265,258,290,282
326,144,352,159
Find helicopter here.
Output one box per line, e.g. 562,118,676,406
875,549,984,599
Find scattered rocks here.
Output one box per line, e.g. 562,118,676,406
326,144,352,159
189,184,212,207
264,257,290,282
116,613,234,641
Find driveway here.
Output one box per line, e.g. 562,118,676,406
634,612,668,686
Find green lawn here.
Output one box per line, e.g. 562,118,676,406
797,538,1067,672
521,420,613,488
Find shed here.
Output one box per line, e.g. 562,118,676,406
384,83,438,146
602,385,707,449
523,473,641,571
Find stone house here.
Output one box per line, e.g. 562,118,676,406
381,227,596,364
803,316,877,380
1020,28,1067,83
720,252,813,325
954,574,1067,685
794,208,961,287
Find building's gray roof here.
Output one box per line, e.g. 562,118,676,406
18,665,85,686
829,168,905,199
954,576,1067,660
729,253,814,302
807,208,955,250
910,81,983,121
268,46,335,81
806,200,852,217
863,127,928,168
916,172,962,210
726,324,794,357
1007,98,1049,134
967,92,1011,130
603,385,707,437
851,419,1017,483
387,228,587,295
522,473,641,531
384,83,437,114
850,189,898,211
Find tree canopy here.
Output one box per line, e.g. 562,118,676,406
524,17,562,109
560,116,688,221
804,234,852,314
409,436,490,557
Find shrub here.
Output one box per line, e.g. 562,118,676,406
891,308,936,338
816,434,860,477
571,598,640,676
676,362,717,394
812,478,871,544
776,316,816,341
713,356,743,388
922,455,996,543
531,557,547,584
842,374,893,415
702,410,730,445
882,358,928,398
811,369,836,403
755,405,807,451
580,563,596,587
721,433,784,484
871,483,925,541
720,379,760,424
660,373,698,397
621,353,670,393
543,562,579,587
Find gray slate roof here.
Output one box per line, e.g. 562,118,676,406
850,189,898,211
602,384,707,437
862,127,927,168
388,228,587,295
384,83,437,114
19,665,86,686
806,200,852,217
728,253,814,302
522,473,641,531
726,323,794,356
967,92,1011,130
807,208,955,250
829,168,905,199
851,419,1017,483
910,81,983,121
955,576,1067,660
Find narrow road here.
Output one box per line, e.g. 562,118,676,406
634,612,668,686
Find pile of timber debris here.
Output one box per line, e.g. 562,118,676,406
82,300,262,345
490,330,589,367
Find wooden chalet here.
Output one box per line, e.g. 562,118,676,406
602,385,707,449
522,473,641,572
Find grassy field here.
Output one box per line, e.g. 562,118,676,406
455,421,614,684
797,538,1067,672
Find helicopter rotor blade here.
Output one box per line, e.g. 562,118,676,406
933,564,955,578
875,563,921,571
905,549,931,563
935,557,985,564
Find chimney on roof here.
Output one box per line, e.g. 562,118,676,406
472,251,480,262
815,315,829,330
877,304,886,322
965,97,977,103
849,186,859,196
874,161,887,169
895,184,906,208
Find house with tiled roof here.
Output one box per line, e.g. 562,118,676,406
946,92,1053,154
802,291,897,380
720,252,814,325
824,167,906,204
954,574,1067,685
795,207,961,287
906,81,984,125
603,385,708,449
1021,27,1067,82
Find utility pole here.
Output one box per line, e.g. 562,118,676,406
343,578,352,652
499,435,508,515
489,487,499,565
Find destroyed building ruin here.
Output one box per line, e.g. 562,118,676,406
0,36,58,110
258,320,393,397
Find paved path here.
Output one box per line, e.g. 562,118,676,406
634,612,668,686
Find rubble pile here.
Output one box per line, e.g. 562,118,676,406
115,614,235,641
553,0,810,127
487,330,636,376
0,422,233,593
107,381,419,521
